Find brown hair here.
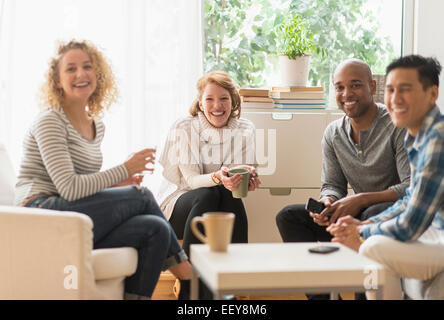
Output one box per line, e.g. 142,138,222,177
39,39,118,118
189,71,241,118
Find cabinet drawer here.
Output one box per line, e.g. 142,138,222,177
244,188,319,243
244,111,325,188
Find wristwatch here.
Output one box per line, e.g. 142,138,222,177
358,228,365,243
211,172,222,185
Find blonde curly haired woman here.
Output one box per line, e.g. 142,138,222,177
15,40,191,300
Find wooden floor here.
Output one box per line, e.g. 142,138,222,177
151,271,355,300
152,271,178,300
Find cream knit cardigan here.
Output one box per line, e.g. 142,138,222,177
158,112,256,220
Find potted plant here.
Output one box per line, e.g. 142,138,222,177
276,14,326,87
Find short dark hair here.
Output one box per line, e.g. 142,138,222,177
386,55,442,89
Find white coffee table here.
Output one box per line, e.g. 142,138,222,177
190,242,385,300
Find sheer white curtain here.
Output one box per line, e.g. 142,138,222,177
0,0,202,193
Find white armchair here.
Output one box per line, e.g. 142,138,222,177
0,144,138,299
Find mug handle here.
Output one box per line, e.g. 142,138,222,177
191,216,207,244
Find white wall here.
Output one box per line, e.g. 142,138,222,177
414,0,444,110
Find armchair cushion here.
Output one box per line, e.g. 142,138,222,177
92,247,137,281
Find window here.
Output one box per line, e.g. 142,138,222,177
203,0,404,103
0,0,202,193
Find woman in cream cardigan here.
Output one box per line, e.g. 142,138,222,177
158,71,261,298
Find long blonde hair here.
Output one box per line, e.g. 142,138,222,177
39,39,118,118
189,71,241,118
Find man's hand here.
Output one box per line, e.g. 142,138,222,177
309,196,335,226
321,194,367,224
326,216,362,252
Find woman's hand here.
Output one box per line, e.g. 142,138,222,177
217,165,261,192
247,166,261,191
124,148,156,177
218,167,242,191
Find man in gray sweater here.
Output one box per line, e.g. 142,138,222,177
276,59,410,252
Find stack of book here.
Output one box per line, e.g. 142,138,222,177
269,86,325,109
239,88,273,109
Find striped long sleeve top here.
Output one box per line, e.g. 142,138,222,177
14,108,128,206
360,105,444,241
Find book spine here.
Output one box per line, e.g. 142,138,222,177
270,93,324,99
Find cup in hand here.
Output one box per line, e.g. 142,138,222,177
228,168,250,198
191,212,235,252
141,146,157,175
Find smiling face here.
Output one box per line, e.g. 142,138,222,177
333,63,376,119
199,82,232,128
57,48,97,105
385,67,438,136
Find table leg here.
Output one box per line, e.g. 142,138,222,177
191,266,199,300
214,291,222,300
373,287,383,300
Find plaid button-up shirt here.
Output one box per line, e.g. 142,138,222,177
361,105,444,241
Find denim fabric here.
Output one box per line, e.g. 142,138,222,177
26,185,187,298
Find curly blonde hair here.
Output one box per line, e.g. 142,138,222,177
39,39,118,118
189,71,241,119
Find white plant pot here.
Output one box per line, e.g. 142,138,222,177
278,54,311,87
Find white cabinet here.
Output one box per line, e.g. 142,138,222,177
242,109,343,243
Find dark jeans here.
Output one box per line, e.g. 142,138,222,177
169,185,248,257
275,201,394,300
276,202,394,243
26,185,187,298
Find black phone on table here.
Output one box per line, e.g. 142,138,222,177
308,246,340,254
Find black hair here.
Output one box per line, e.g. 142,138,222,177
386,55,442,89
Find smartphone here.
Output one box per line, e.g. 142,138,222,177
308,246,340,254
305,198,326,214
305,198,334,218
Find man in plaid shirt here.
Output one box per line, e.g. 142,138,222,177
328,55,444,299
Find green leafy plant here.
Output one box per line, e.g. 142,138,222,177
276,14,326,60
203,0,396,89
